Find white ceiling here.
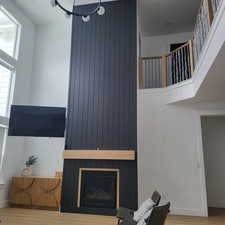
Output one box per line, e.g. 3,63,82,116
13,0,201,36
141,0,201,37
13,0,112,25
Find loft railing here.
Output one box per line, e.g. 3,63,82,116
139,41,194,88
139,0,223,89
164,41,194,86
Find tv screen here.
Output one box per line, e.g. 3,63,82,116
8,105,66,137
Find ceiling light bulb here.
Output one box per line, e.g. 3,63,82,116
82,15,90,22
97,6,105,16
50,0,57,7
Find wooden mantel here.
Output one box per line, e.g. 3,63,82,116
63,150,135,160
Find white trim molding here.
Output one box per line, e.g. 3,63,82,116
0,49,17,71
195,109,225,217
170,207,207,217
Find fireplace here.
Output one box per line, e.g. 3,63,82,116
77,168,120,209
61,153,137,215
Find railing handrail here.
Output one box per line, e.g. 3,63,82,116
141,43,190,60
140,41,192,88
141,42,191,61
164,42,190,57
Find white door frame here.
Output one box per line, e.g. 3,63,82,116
197,109,225,217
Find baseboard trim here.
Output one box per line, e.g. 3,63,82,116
170,207,207,217
0,200,9,208
208,203,225,208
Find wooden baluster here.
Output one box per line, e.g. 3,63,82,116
207,0,214,25
185,46,188,80
162,55,167,87
187,46,191,79
189,40,195,75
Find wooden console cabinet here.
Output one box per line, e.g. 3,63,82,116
10,176,62,210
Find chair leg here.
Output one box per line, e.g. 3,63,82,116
117,219,121,225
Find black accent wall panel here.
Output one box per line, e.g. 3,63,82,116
65,0,137,150
62,0,137,214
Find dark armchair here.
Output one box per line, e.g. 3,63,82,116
146,202,170,225
118,202,170,225
116,191,161,224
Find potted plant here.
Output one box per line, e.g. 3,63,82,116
21,155,38,177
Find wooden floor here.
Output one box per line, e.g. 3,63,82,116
0,208,225,225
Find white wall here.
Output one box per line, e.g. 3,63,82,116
22,21,72,177
201,116,225,208
0,0,35,207
23,138,65,177
0,128,4,164
141,32,192,57
138,89,207,216
28,22,71,107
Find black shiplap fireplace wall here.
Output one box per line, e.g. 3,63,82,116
65,0,137,150
61,0,137,215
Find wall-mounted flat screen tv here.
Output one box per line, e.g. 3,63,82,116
8,105,66,137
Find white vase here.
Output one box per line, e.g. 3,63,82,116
21,166,32,177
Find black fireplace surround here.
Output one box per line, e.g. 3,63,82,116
61,159,137,215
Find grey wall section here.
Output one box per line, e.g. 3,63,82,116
65,0,137,150
201,116,225,208
62,0,137,215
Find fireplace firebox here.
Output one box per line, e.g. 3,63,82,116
77,168,120,209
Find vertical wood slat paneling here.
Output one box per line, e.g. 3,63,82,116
65,0,137,150
62,0,138,215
